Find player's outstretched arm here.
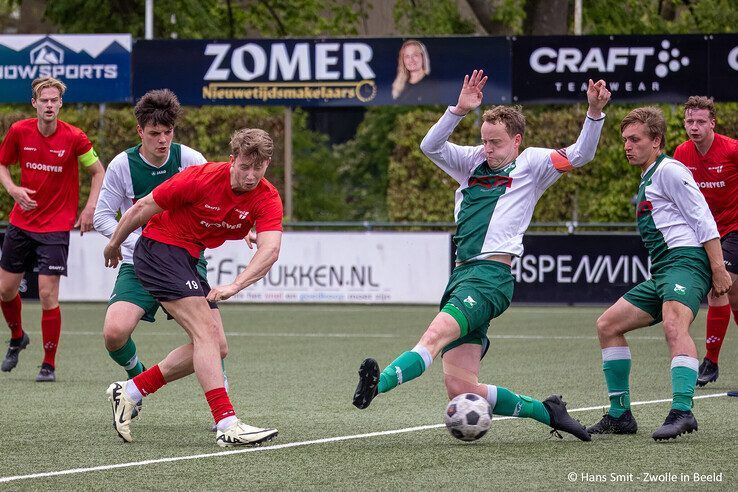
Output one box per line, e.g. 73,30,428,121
556,79,611,170
103,193,163,268
207,230,282,302
450,69,488,116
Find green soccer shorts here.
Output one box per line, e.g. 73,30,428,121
623,249,711,323
439,260,514,357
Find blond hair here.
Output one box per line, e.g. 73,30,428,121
31,76,66,99
391,40,430,100
621,107,666,150
230,128,273,162
482,106,526,138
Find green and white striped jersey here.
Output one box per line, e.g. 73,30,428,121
635,154,719,271
93,143,206,264
421,108,605,262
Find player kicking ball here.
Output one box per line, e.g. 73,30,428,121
353,70,611,442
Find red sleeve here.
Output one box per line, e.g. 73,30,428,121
254,189,284,233
74,129,93,157
152,166,201,210
730,137,738,163
0,124,19,166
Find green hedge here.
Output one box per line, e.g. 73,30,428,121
388,102,738,224
3,102,738,225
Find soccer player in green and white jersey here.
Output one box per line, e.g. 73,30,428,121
93,90,231,407
587,107,732,441
353,70,611,441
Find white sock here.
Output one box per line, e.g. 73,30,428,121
217,415,238,431
411,344,433,370
486,384,498,410
125,380,143,403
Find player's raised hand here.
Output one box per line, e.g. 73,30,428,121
9,186,37,211
103,242,123,268
586,79,611,117
451,69,488,116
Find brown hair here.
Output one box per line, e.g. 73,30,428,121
684,95,716,121
134,89,182,129
31,76,66,99
620,107,666,150
230,128,273,162
482,106,526,138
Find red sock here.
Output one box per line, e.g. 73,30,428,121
1,294,23,340
705,304,731,363
205,387,235,424
132,364,167,397
41,306,61,368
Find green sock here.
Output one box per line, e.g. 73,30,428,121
492,387,550,425
108,338,144,378
377,351,425,394
671,362,697,412
603,358,631,418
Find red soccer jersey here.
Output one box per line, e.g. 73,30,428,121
674,133,738,237
144,162,283,257
0,118,94,232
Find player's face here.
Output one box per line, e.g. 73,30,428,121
31,87,62,123
137,124,174,164
402,45,424,73
684,108,715,145
230,154,270,193
622,123,661,168
480,121,521,169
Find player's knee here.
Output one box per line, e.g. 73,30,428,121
103,321,132,350
0,284,17,301
37,286,57,306
596,312,618,338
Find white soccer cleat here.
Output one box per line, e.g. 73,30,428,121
106,381,137,442
215,420,278,447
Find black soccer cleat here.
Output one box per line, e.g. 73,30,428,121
35,363,56,382
352,358,380,409
587,409,638,435
696,358,719,387
542,394,591,441
652,409,698,441
1,332,30,372
727,389,738,397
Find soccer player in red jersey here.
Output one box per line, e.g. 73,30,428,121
103,128,283,446
0,76,104,381
673,96,738,389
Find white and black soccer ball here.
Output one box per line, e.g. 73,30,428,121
444,393,492,442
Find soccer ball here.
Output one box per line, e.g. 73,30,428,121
444,393,492,442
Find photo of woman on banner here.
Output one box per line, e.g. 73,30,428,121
391,39,435,104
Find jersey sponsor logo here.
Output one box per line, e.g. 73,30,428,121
697,181,726,188
199,219,242,230
23,146,36,151
636,200,653,217
49,149,65,157
24,161,63,173
204,204,221,211
468,175,513,189
235,208,249,219
707,165,723,173
151,169,168,176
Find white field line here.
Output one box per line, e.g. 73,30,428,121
0,393,730,484
18,330,704,341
